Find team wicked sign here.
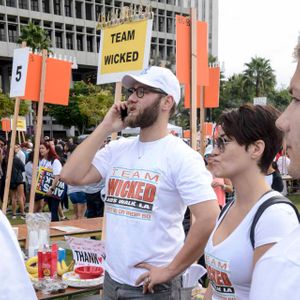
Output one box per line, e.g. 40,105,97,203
97,19,153,84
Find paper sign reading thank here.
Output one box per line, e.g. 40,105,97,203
65,236,105,268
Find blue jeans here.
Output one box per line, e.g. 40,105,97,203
102,271,182,300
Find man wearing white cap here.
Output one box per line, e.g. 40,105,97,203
61,66,219,299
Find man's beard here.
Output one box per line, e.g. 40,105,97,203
126,97,161,129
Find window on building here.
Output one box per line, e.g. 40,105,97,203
96,36,100,52
159,45,165,60
75,1,82,18
54,0,61,15
65,0,72,17
167,46,174,58
55,31,63,48
158,16,165,32
0,23,6,41
43,21,51,28
44,29,52,44
76,26,83,32
87,35,93,52
85,3,92,20
151,44,157,58
55,22,63,29
77,34,83,50
153,15,157,31
6,0,16,7
8,24,18,42
18,0,28,9
66,32,73,49
167,18,173,33
95,5,102,21
32,19,40,25
31,0,38,11
42,0,50,13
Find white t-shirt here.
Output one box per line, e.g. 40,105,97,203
250,225,300,300
92,134,216,286
16,149,26,182
25,161,33,185
277,155,290,175
39,158,62,176
204,191,299,300
67,184,86,194
0,211,37,300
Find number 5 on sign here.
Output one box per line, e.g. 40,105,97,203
10,47,30,97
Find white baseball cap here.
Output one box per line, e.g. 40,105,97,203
122,66,181,105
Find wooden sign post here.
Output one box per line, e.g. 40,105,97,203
28,49,48,213
2,42,27,214
2,44,73,215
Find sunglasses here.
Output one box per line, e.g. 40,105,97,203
213,136,232,152
126,86,168,99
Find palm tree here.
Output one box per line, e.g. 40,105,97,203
243,57,276,97
18,22,51,52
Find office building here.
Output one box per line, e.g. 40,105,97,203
0,0,218,136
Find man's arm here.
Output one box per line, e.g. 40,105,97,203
60,102,127,186
136,199,220,293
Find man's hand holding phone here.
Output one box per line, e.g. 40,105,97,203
101,101,128,133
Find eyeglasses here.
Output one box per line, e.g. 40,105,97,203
213,136,232,152
126,86,168,99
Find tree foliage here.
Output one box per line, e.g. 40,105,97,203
18,22,51,52
46,81,114,134
0,91,29,117
243,56,276,97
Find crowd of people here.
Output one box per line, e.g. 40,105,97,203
0,136,106,222
1,41,300,300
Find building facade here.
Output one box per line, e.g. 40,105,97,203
0,0,218,137
0,0,218,90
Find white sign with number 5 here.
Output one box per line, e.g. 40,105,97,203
10,47,30,98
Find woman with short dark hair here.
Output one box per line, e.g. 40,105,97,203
204,104,299,300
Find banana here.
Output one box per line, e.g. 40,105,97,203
57,261,64,276
61,260,68,272
67,260,75,272
26,256,38,274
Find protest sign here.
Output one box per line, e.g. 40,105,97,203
65,236,105,268
97,19,152,84
10,47,30,98
204,67,221,108
253,97,267,106
10,116,26,131
36,167,66,199
1,118,11,132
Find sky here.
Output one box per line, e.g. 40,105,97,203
218,0,300,88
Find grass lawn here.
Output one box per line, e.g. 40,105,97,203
6,192,300,226
8,202,75,226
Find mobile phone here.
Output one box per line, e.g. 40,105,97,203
120,107,128,120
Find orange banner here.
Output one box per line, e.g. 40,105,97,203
21,54,71,105
203,122,213,136
197,22,209,87
176,16,191,108
183,130,190,139
1,118,11,132
176,17,209,109
204,67,220,108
